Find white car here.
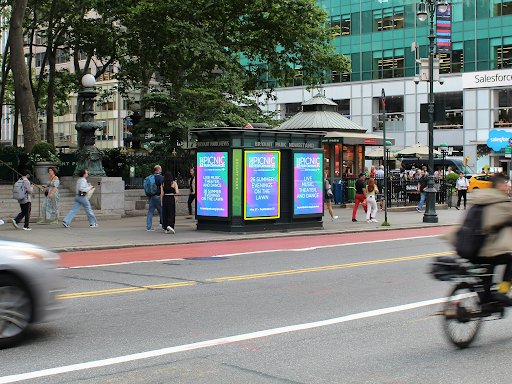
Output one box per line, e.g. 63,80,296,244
0,239,63,348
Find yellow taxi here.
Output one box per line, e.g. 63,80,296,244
468,173,493,192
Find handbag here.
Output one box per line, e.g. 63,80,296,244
44,189,49,197
326,188,334,198
86,187,95,200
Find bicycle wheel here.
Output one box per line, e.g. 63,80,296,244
442,282,482,349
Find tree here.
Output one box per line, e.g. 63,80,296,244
9,0,40,151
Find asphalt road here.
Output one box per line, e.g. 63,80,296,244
2,229,512,384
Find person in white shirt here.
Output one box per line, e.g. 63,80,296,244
455,171,469,210
62,168,97,228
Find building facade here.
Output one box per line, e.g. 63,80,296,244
260,0,512,175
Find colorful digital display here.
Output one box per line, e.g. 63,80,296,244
244,151,280,220
293,153,323,215
196,152,229,217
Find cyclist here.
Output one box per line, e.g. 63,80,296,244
446,173,512,305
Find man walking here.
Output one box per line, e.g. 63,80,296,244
416,170,428,212
12,170,33,231
146,165,164,231
62,168,98,228
187,167,196,216
351,173,367,222
455,171,469,210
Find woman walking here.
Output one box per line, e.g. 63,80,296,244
39,166,60,224
161,171,179,234
62,168,97,228
324,171,338,221
366,178,379,223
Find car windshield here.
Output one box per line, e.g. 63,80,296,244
461,165,475,174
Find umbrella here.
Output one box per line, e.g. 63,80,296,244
396,143,440,158
365,147,396,159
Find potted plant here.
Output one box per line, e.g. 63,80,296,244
28,142,61,184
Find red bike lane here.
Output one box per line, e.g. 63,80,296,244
59,226,450,268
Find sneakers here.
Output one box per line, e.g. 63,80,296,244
415,207,422,213
146,228,155,232
90,223,99,228
62,222,69,228
366,219,372,223
22,227,31,231
352,218,357,222
0,219,4,225
371,219,378,223
12,219,20,229
166,226,175,234
455,206,460,210
331,216,339,221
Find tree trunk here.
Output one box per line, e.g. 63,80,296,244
9,0,40,151
13,102,19,147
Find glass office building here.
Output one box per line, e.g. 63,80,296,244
261,0,512,175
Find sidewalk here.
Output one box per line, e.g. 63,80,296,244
0,206,465,252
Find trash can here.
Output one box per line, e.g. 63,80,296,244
333,180,344,205
347,179,356,202
338,180,345,204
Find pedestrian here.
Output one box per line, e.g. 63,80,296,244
416,169,428,212
145,165,164,231
12,170,33,231
187,167,196,216
38,166,60,224
352,173,367,222
455,171,468,210
323,172,338,221
366,178,379,223
161,171,179,234
62,168,98,228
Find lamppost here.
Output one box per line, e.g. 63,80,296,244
383,140,392,227
439,142,448,202
417,0,448,223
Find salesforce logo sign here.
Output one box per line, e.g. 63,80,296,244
487,129,512,151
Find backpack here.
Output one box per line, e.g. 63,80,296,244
143,174,158,196
455,205,487,260
12,178,26,201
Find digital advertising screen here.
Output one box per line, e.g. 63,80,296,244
244,151,280,220
196,152,229,217
293,152,323,215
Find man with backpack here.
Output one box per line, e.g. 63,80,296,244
12,170,34,231
447,173,512,305
145,164,164,231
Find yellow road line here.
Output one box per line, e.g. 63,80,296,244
206,251,452,282
58,251,451,300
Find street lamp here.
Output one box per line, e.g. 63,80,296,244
382,140,392,227
439,142,448,203
417,0,448,224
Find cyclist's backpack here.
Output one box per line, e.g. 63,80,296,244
455,204,486,260
143,174,158,196
12,178,26,201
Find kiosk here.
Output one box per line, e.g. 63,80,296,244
191,127,325,232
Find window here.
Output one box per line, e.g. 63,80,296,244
374,50,404,79
35,52,45,68
330,16,341,37
439,50,464,74
374,95,404,132
435,92,463,129
497,45,512,69
35,31,47,46
98,64,115,81
494,89,512,127
284,103,301,118
492,0,512,16
330,70,350,83
333,99,350,116
55,49,69,64
375,7,404,32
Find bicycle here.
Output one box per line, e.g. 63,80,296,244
431,255,509,349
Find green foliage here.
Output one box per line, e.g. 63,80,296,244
445,172,459,186
0,146,24,154
28,141,61,165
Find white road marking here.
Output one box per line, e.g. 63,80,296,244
63,234,443,269
0,297,446,383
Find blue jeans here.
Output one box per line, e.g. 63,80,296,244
417,191,426,210
64,196,97,226
146,195,162,230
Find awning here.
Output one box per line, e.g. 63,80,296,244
322,131,395,146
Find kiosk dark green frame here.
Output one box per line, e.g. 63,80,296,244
191,127,325,232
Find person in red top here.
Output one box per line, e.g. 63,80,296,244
352,173,367,222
